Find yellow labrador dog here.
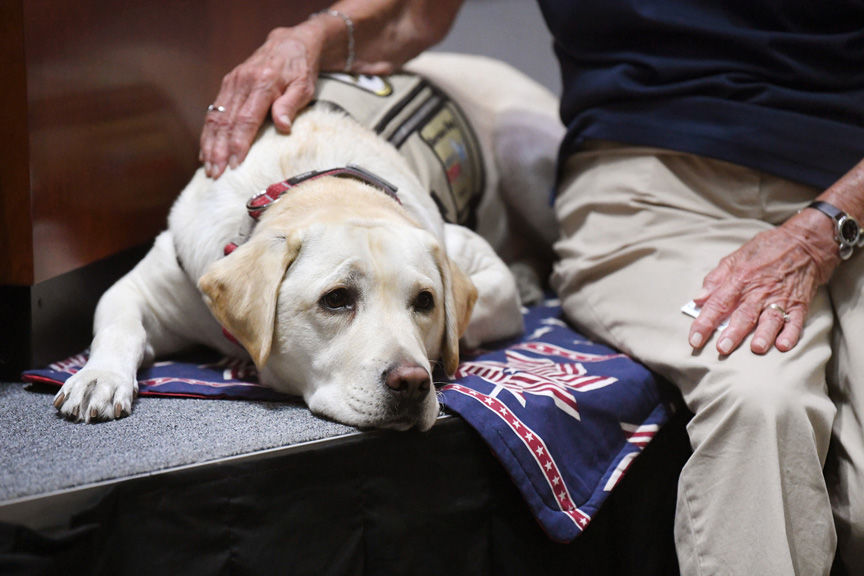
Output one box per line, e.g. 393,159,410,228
53,53,563,430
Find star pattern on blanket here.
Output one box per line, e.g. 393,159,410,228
444,382,592,528
455,342,622,421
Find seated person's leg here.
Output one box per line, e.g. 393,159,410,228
825,256,864,574
551,142,838,575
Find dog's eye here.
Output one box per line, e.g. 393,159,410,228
413,290,435,314
320,288,355,311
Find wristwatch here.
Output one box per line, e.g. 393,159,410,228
806,200,862,260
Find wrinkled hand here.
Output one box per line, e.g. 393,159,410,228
199,25,324,179
688,212,839,356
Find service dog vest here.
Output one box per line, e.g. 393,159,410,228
313,72,485,229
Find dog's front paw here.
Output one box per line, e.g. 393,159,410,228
53,369,138,423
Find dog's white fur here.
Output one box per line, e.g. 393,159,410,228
53,53,563,430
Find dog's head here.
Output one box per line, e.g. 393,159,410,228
198,177,476,431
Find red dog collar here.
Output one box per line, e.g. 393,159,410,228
246,164,400,220
223,164,401,256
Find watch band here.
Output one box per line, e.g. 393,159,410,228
806,200,861,260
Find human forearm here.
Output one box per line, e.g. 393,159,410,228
783,157,864,266
313,0,464,74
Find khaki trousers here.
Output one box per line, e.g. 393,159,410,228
551,142,864,575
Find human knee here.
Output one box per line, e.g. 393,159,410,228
711,373,833,442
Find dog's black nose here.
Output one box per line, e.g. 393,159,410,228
384,363,431,399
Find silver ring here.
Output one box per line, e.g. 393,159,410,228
207,104,226,113
767,303,790,322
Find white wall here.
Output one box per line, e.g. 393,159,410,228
432,0,560,95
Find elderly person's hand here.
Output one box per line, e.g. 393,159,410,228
199,25,322,179
199,0,464,179
688,160,864,356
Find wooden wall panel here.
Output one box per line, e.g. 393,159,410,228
14,0,325,284
0,0,33,285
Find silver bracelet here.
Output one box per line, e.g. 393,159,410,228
313,9,355,73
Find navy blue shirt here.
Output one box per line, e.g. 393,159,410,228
537,0,864,189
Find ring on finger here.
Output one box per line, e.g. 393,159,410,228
207,104,226,113
767,302,790,322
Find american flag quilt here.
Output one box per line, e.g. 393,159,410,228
21,296,675,543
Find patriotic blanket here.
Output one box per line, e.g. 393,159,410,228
21,297,675,543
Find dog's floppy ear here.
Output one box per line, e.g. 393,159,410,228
439,254,478,376
198,233,302,367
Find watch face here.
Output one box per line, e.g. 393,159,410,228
839,217,860,245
